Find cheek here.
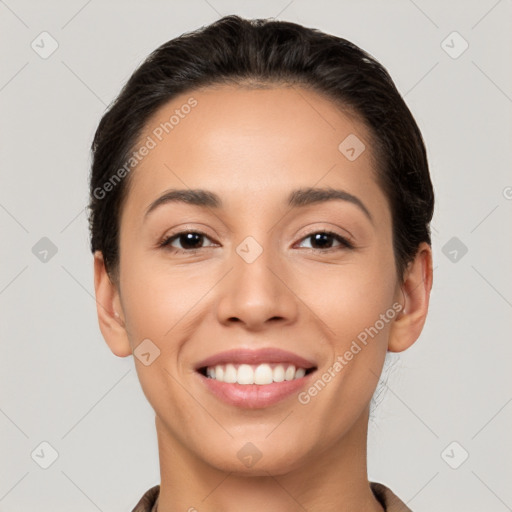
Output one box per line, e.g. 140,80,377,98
120,239,178,325
118,257,203,423
307,244,397,390
310,250,397,335
301,268,395,438
321,276,393,383
119,251,218,356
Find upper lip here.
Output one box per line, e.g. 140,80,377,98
195,348,317,370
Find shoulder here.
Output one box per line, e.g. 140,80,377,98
370,481,412,512
131,484,160,512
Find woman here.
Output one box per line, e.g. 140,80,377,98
88,15,434,512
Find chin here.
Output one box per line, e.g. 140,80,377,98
198,437,312,477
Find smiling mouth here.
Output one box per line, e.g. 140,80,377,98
198,363,316,385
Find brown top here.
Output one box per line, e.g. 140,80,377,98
131,482,412,511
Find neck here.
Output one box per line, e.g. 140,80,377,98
154,407,384,512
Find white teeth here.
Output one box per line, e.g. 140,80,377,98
224,363,237,383
237,364,254,385
273,364,285,382
285,365,296,381
254,364,273,385
294,367,306,379
204,363,310,385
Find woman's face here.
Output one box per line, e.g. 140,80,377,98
111,85,405,474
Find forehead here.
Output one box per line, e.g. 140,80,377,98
122,85,387,220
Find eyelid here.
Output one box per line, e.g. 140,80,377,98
294,229,355,250
158,228,217,249
158,226,356,254
157,222,217,242
295,222,356,244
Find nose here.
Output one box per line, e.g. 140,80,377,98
215,240,299,331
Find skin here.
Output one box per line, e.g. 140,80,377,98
94,85,433,512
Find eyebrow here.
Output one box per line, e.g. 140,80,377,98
144,186,373,223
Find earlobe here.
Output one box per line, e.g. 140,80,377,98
93,251,132,357
388,242,433,353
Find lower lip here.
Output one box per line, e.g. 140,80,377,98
198,372,315,409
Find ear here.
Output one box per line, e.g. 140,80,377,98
388,242,433,352
93,251,132,357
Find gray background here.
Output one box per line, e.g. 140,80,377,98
1,0,511,511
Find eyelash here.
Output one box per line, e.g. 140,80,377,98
158,229,354,255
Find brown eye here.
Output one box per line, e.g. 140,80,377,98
297,231,353,251
159,231,216,253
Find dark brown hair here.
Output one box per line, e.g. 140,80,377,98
88,15,434,283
